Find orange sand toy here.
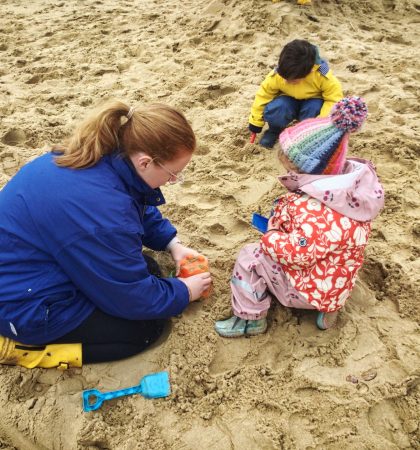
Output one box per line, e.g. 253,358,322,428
179,254,211,298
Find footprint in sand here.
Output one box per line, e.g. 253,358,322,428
195,143,211,156
367,399,412,448
177,192,220,210
206,216,250,248
288,414,316,448
1,128,26,146
209,336,264,375
391,115,406,125
209,310,294,375
0,150,21,176
238,177,277,206
204,0,224,16
382,0,396,11
26,74,43,84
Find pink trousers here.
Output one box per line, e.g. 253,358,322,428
231,243,316,320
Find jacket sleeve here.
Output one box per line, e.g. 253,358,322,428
142,205,177,251
260,220,331,269
318,70,343,117
249,71,281,127
54,229,189,320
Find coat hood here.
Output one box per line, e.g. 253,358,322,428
279,158,384,221
104,152,167,207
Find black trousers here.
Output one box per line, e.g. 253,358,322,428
52,255,167,364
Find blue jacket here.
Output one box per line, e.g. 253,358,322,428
0,152,189,344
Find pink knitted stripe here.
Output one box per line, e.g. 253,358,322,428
279,117,331,153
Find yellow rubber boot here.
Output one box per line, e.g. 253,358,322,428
0,336,82,370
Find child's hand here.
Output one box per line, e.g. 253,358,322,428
267,216,278,231
248,124,262,134
169,243,200,275
179,272,212,302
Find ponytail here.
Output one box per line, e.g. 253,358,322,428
53,100,196,169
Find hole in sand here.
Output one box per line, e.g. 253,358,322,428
2,129,26,146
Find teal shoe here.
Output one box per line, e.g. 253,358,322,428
316,311,339,330
214,315,267,338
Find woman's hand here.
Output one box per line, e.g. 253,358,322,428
179,272,212,302
169,243,200,275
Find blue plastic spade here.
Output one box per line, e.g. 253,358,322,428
82,371,170,412
251,213,269,233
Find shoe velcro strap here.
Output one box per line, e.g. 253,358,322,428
232,317,242,329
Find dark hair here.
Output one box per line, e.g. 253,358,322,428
277,40,316,80
53,100,196,169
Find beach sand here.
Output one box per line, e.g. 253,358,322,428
0,0,419,448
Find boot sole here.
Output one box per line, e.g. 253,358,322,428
215,324,267,338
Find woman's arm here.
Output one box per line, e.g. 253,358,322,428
54,228,190,320
141,205,177,251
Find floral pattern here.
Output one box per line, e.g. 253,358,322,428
260,192,371,312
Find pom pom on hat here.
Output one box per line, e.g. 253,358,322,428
330,96,368,133
279,96,368,175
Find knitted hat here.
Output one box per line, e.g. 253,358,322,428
279,97,368,175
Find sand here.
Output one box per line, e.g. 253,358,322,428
0,0,419,448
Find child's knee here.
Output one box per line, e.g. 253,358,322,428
264,96,297,125
298,98,323,120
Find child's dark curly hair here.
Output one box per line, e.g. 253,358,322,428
277,39,316,80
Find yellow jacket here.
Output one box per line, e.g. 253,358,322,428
249,64,343,128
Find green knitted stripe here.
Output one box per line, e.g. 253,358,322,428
288,125,336,161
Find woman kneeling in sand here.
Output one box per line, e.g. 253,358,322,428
0,100,211,369
215,97,384,336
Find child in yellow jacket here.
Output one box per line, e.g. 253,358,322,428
249,39,343,148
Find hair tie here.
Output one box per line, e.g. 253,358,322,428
126,106,135,120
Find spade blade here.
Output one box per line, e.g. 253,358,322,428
140,371,171,399
251,213,269,233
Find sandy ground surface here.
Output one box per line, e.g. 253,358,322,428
1,0,419,448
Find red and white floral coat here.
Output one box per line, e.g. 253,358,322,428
260,159,384,312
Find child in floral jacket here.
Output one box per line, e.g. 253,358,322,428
216,97,384,336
